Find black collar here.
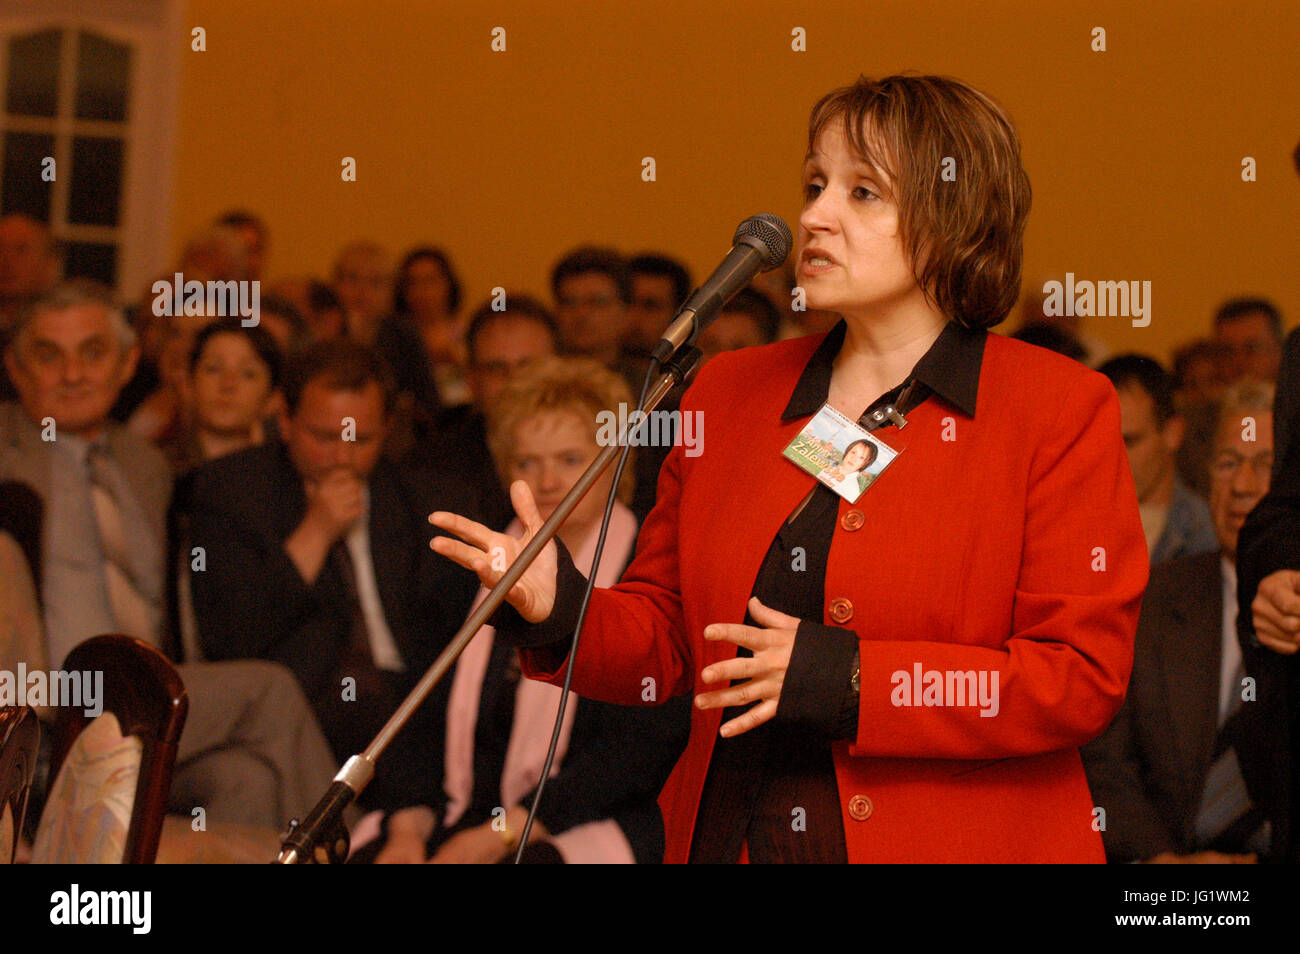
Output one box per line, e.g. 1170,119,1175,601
781,319,986,422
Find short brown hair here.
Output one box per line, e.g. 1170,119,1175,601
486,356,635,505
806,74,1031,330
282,339,395,415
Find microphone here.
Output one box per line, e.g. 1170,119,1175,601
651,213,792,364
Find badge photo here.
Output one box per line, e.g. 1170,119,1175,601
782,404,898,503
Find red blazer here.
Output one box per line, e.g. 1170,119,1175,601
523,329,1148,863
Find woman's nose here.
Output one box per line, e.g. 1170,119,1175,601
538,461,562,491
799,190,836,235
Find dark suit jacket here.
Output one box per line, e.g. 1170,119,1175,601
185,442,483,706
1082,552,1282,861
1235,337,1300,860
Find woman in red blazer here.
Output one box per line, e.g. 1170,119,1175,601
432,74,1147,863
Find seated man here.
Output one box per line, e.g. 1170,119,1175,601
425,292,559,531
1100,354,1217,565
188,339,484,810
1082,380,1282,862
0,279,336,832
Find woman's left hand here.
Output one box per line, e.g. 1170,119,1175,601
695,596,800,738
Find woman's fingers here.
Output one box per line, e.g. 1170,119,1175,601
704,622,766,650
430,535,496,575
694,677,777,712
719,699,778,738
747,596,800,630
700,654,761,685
428,509,497,551
511,479,544,535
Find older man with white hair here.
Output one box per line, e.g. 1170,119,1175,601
0,278,337,831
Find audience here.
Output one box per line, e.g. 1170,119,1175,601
3,207,1292,864
0,280,338,832
0,214,59,335
426,293,558,531
359,357,689,863
1100,354,1217,565
0,215,60,401
332,241,439,456
625,253,692,361
697,286,781,366
1083,379,1281,862
1212,297,1283,384
178,225,250,284
1016,284,1110,367
187,339,485,811
395,246,469,407
1174,339,1227,407
1174,338,1230,499
1010,320,1089,363
164,316,283,474
255,293,309,355
550,246,641,387
215,210,269,282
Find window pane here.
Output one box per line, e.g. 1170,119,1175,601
1,131,55,219
64,241,117,286
68,136,124,226
5,29,61,117
75,31,130,122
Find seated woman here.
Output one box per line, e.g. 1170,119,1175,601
163,316,284,474
165,317,283,661
358,356,689,863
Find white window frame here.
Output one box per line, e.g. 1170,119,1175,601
0,0,184,299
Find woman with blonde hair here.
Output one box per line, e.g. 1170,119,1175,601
361,356,688,863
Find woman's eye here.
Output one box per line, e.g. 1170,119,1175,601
803,182,823,200
852,186,878,201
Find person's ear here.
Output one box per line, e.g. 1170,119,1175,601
116,343,140,390
1161,415,1186,454
3,345,20,388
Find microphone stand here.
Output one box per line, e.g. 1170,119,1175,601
274,346,702,863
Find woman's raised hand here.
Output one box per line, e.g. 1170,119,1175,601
428,479,558,623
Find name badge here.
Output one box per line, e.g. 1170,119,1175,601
782,403,899,503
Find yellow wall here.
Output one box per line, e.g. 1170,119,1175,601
173,0,1300,364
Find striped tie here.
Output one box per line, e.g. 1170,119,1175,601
86,444,155,641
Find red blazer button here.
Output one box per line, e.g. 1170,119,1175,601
829,597,854,624
840,509,865,531
847,794,873,821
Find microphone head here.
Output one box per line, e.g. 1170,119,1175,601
733,214,793,271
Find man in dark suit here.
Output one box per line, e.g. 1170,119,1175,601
1083,379,1283,862
188,339,484,810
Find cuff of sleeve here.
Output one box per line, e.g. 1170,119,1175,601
775,620,860,738
488,536,588,649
